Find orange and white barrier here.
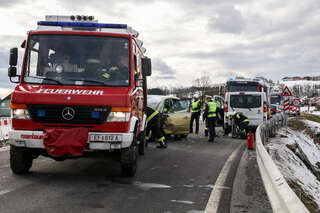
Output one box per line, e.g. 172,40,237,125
0,117,12,141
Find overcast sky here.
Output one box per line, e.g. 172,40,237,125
0,0,319,97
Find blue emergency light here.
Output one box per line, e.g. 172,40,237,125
253,78,260,82
91,111,100,119
37,109,46,117
37,21,127,29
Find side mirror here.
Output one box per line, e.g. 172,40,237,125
142,57,152,77
8,66,17,77
9,48,18,66
21,40,26,48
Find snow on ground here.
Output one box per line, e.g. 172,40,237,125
280,80,320,88
267,122,320,209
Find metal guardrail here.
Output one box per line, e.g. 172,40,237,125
256,113,310,213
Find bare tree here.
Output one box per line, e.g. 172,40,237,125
192,72,211,97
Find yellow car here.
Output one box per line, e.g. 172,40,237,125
147,95,191,138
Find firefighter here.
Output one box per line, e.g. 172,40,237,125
145,105,167,148
204,96,217,142
189,95,201,134
234,112,249,136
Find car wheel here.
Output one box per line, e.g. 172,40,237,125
181,134,188,138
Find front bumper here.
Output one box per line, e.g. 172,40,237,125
8,130,133,150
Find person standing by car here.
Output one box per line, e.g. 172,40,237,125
204,96,217,142
202,95,210,137
145,105,167,148
189,95,201,134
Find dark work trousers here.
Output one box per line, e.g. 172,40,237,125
205,118,209,136
190,112,200,133
208,117,217,141
239,121,249,134
146,116,164,140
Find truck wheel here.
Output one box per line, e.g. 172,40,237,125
10,145,33,175
138,129,146,155
121,135,138,177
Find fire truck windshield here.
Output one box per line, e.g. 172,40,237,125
23,34,130,86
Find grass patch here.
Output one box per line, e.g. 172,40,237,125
305,114,320,123
288,118,319,144
288,118,307,131
287,180,320,212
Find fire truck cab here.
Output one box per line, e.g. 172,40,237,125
7,15,152,177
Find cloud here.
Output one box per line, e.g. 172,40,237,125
207,5,246,34
151,58,176,80
0,0,25,8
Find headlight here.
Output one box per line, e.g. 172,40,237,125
12,109,31,119
106,112,130,122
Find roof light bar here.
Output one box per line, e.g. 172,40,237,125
37,21,127,29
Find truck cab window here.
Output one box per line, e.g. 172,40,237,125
23,35,130,86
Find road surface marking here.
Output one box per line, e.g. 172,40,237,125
204,144,243,213
0,146,9,152
170,200,195,204
0,189,14,196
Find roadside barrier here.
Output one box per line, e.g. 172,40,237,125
0,117,11,141
256,114,309,212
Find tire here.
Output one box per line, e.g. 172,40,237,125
231,120,240,139
121,134,138,177
10,145,33,175
181,134,188,138
138,129,146,155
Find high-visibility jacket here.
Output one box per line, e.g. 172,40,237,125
207,101,217,118
146,106,159,123
235,113,249,124
191,100,201,113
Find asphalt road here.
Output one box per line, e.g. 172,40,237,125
0,128,246,213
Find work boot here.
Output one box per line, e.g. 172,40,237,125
157,141,167,149
208,138,214,142
157,144,164,148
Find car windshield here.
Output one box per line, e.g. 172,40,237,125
230,94,262,108
168,99,190,113
227,82,260,92
23,34,130,86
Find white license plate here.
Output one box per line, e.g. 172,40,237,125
90,134,122,142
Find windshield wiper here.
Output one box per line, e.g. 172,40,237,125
68,78,108,85
25,76,63,85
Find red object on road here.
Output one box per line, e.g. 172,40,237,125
247,132,254,149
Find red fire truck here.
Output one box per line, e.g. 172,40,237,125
7,15,151,177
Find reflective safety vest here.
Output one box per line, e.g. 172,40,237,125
192,100,200,113
236,113,249,123
146,106,159,123
207,101,217,118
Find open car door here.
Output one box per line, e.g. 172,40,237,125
162,99,191,136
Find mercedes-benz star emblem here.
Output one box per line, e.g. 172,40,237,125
62,107,75,120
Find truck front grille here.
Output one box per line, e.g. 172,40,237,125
27,104,111,124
